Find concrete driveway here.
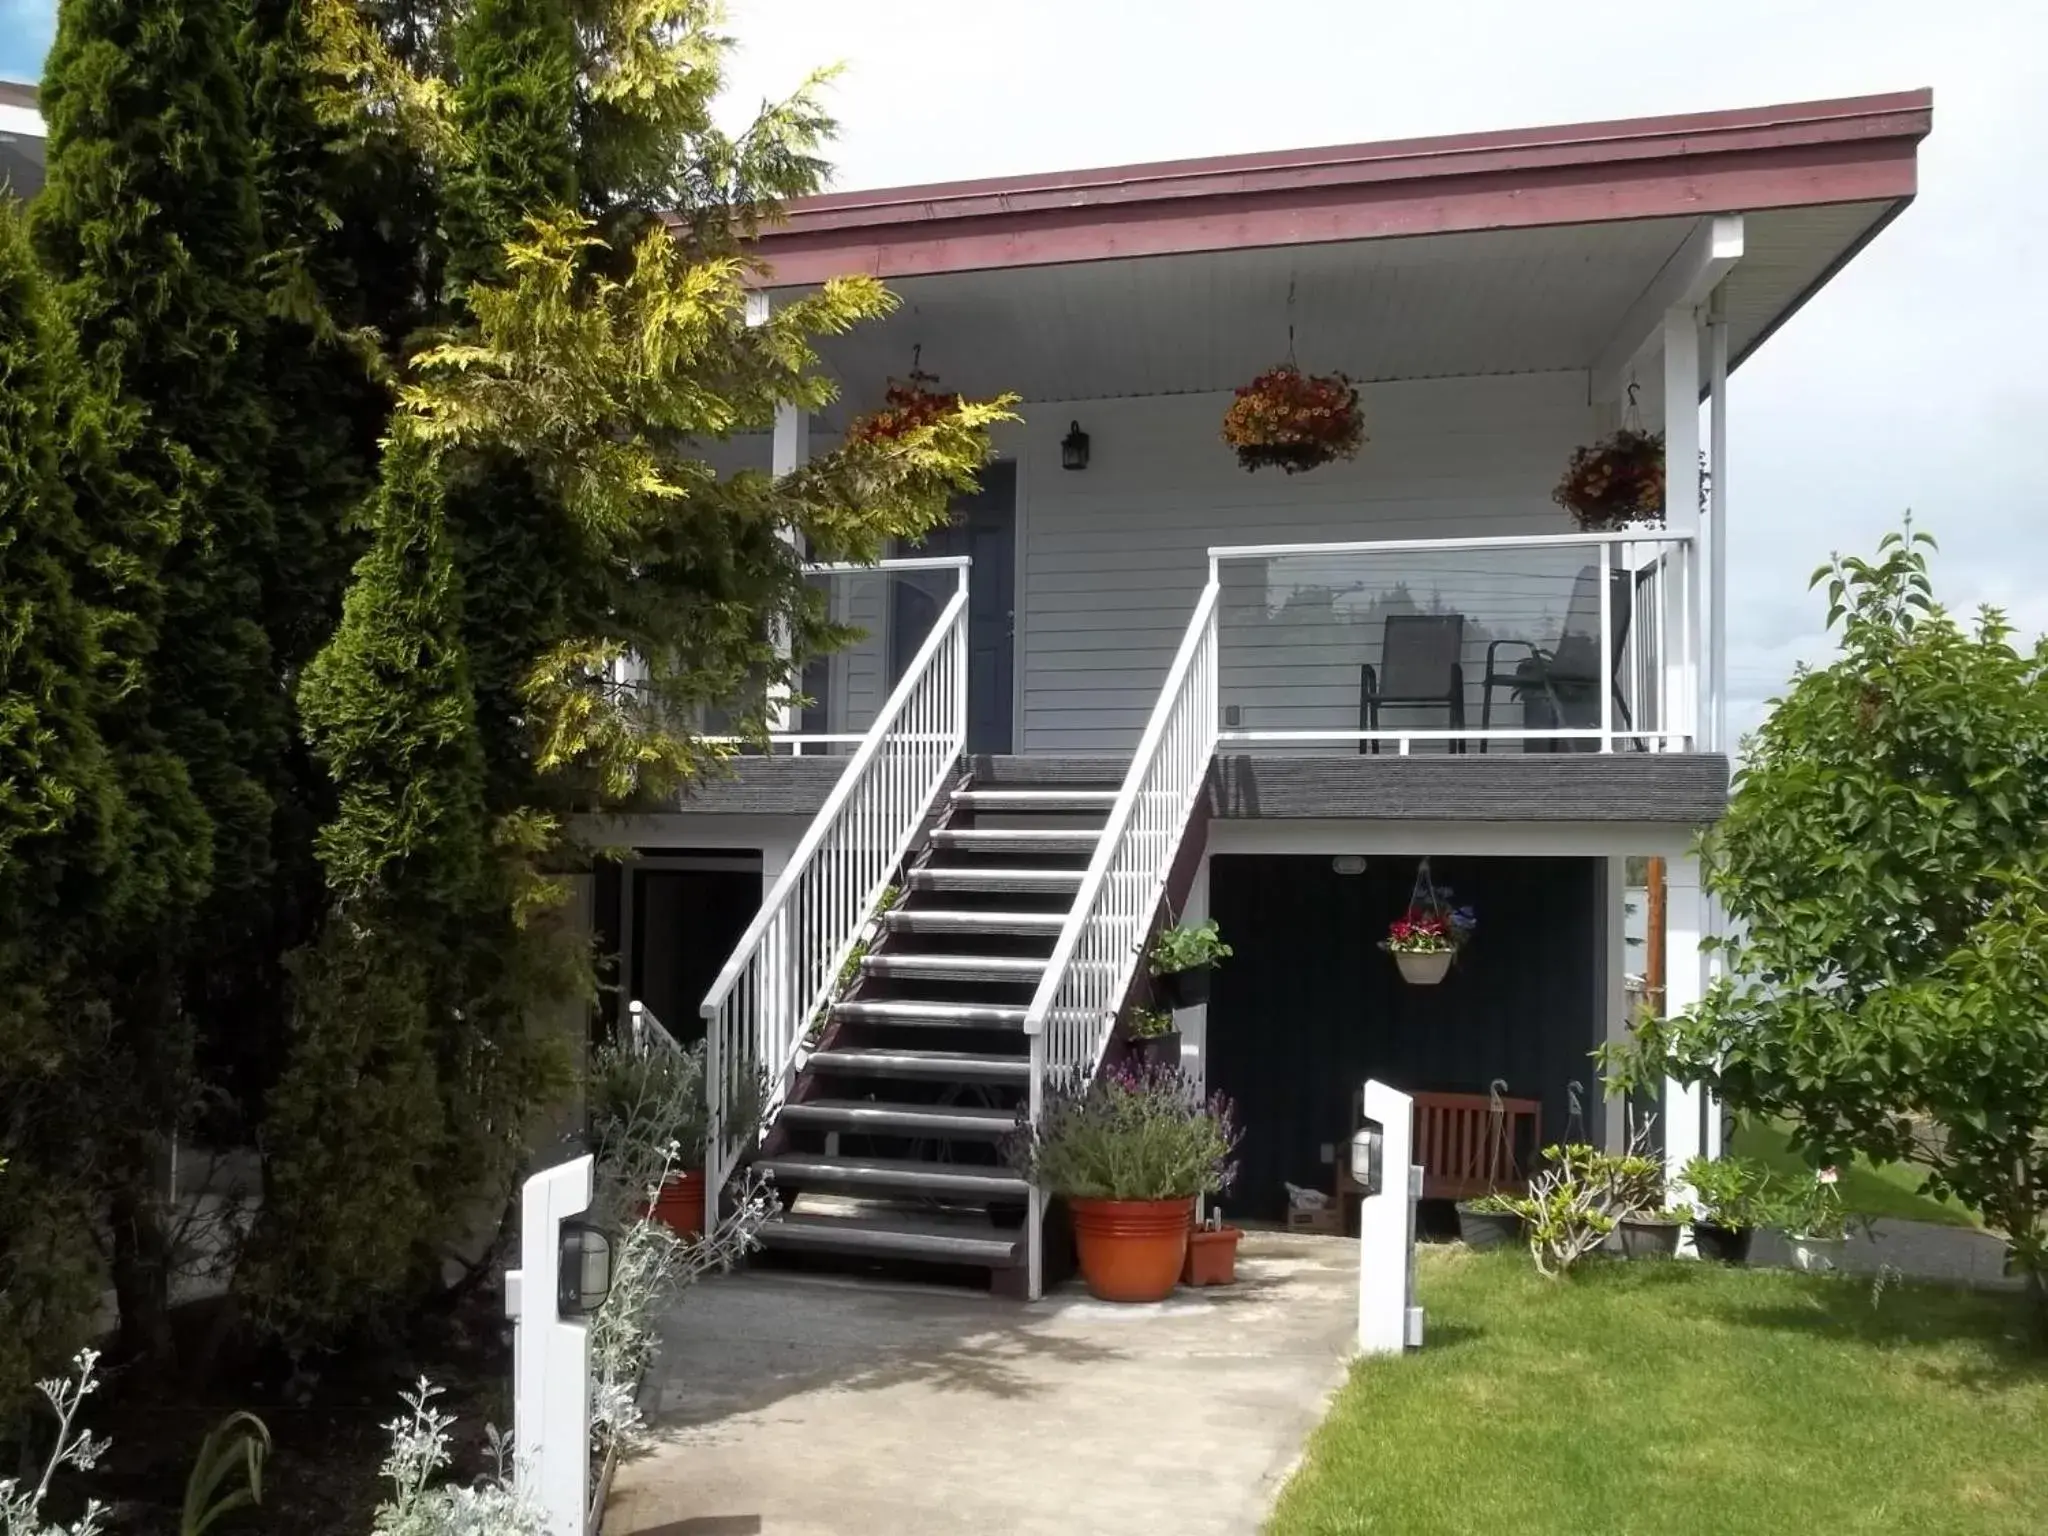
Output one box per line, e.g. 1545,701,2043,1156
606,1230,1357,1536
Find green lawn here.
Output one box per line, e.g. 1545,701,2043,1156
1269,1247,2046,1536
1728,1117,1980,1228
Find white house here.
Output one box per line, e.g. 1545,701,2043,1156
598,90,1933,1298
0,81,43,200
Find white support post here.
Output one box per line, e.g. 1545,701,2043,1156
1707,285,1730,755
505,1155,594,1536
1661,857,1707,1217
1662,306,1703,749
1358,1080,1422,1356
751,290,809,739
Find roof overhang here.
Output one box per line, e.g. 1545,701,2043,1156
743,91,1930,289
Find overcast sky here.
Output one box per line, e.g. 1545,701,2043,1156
4,1,2040,737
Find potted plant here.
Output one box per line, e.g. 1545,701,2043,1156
845,364,962,445
1779,1166,1849,1273
1502,1144,1616,1277
587,1035,764,1238
1551,425,1665,531
1454,1191,1524,1250
1680,1154,1772,1263
1012,1064,1239,1303
1183,1213,1244,1287
1149,919,1233,1008
1123,1006,1181,1070
1220,363,1365,474
1380,903,1475,985
1595,1148,1681,1259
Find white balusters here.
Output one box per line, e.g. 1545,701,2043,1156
699,566,970,1202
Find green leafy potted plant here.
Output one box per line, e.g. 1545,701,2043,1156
1149,918,1233,1008
1779,1166,1849,1273
1012,1064,1239,1303
1123,1005,1181,1070
1680,1154,1772,1263
1454,1191,1524,1250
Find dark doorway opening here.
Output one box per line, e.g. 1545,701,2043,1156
627,856,762,1048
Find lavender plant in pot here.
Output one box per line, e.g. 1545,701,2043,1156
1012,1065,1239,1303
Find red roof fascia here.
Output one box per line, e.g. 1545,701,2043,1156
741,90,1930,286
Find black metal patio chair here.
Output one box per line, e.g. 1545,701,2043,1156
1357,613,1467,754
1478,565,1634,752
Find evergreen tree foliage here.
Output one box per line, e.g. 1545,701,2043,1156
249,0,1011,1338
27,0,309,1361
0,199,119,1415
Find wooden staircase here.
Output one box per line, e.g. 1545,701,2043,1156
753,766,1120,1291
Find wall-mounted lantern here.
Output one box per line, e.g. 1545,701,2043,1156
1060,420,1091,471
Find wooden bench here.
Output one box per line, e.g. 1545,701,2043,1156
1412,1089,1541,1201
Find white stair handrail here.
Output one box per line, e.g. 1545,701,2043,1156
1019,579,1221,1295
698,565,970,1203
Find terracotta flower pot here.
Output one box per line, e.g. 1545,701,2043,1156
649,1170,707,1238
1068,1196,1196,1302
1182,1224,1243,1287
1393,949,1452,986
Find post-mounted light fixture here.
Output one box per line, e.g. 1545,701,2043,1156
1060,420,1090,471
556,1219,615,1319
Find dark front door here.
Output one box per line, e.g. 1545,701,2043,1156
893,462,1015,754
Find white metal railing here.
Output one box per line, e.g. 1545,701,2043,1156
701,555,973,757
697,558,970,1201
1020,579,1222,1297
626,998,686,1059
1207,530,1697,754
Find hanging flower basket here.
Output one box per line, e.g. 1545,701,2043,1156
1221,364,1364,474
1380,857,1475,985
1552,426,1665,531
846,366,962,445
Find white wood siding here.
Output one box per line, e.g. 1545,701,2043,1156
1007,372,1607,753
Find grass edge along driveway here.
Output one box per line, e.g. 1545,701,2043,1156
1268,1246,2045,1536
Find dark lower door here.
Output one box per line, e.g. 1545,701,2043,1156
629,862,762,1047
893,461,1015,754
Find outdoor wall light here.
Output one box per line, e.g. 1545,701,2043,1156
1332,855,1368,876
556,1219,615,1319
1060,420,1090,471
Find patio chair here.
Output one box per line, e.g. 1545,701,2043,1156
1478,566,1633,752
1357,613,1467,755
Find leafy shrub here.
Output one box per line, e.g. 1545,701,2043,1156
1679,1155,1774,1231
1013,1065,1238,1201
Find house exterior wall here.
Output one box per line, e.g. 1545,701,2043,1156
1003,372,1608,754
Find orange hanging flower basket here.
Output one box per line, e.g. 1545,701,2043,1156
846,366,962,445
1221,363,1364,474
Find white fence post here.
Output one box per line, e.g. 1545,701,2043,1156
1357,1080,1423,1356
505,1154,594,1536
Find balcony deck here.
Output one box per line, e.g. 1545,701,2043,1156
669,750,1728,824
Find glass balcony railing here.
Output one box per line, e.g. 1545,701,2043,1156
1208,532,1695,754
